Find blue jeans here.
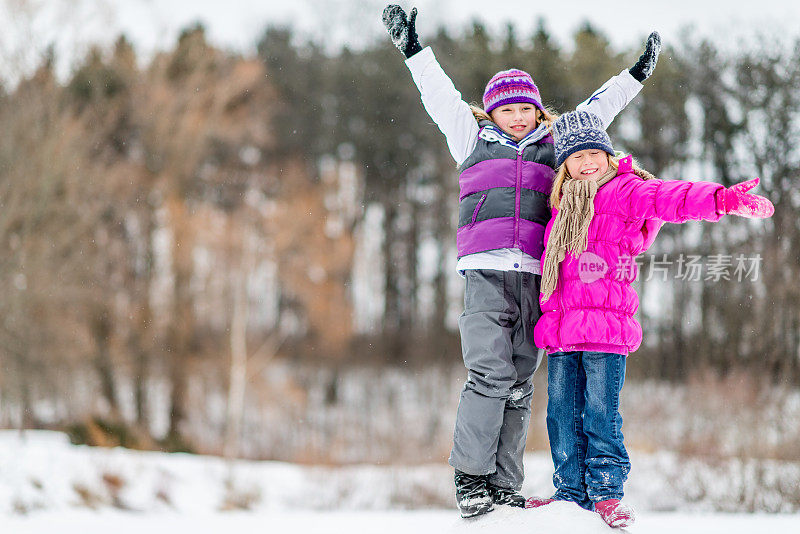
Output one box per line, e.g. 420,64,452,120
546,351,629,510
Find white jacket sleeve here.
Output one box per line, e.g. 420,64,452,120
405,47,479,167
576,69,643,129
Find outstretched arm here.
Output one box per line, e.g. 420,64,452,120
382,5,479,165
576,32,661,129
618,170,773,223
620,177,724,224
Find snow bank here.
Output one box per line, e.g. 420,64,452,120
2,430,799,516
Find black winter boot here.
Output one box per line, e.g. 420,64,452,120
454,470,493,518
486,481,526,507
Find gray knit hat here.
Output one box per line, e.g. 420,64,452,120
552,110,614,167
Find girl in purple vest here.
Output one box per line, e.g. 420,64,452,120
382,5,660,518
525,110,774,527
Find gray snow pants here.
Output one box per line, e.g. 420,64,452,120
449,269,543,490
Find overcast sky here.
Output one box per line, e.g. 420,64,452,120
2,0,799,82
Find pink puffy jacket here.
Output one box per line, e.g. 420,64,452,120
534,156,725,355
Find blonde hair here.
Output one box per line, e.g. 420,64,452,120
550,154,620,210
469,103,558,131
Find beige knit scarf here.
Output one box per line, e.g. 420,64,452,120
540,163,656,301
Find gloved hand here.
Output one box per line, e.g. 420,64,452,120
715,177,775,218
382,5,422,58
629,32,661,82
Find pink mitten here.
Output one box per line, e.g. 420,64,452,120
715,178,774,218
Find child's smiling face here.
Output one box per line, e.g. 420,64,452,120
490,103,538,140
565,149,610,181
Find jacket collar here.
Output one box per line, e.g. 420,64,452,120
616,154,633,175
478,120,551,152
593,154,634,193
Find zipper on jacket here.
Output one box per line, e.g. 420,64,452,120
513,149,523,247
470,194,487,227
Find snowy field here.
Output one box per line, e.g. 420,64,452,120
1,431,798,533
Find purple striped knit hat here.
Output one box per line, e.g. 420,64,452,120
482,69,543,115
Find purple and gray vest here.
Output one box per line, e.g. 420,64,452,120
457,121,555,259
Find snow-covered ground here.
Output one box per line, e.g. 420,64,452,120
4,506,800,533
1,430,799,533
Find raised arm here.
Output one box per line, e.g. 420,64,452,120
576,32,661,129
383,5,478,165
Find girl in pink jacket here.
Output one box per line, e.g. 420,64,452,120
526,110,774,527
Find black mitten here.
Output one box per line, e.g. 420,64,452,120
629,32,661,82
382,5,422,58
